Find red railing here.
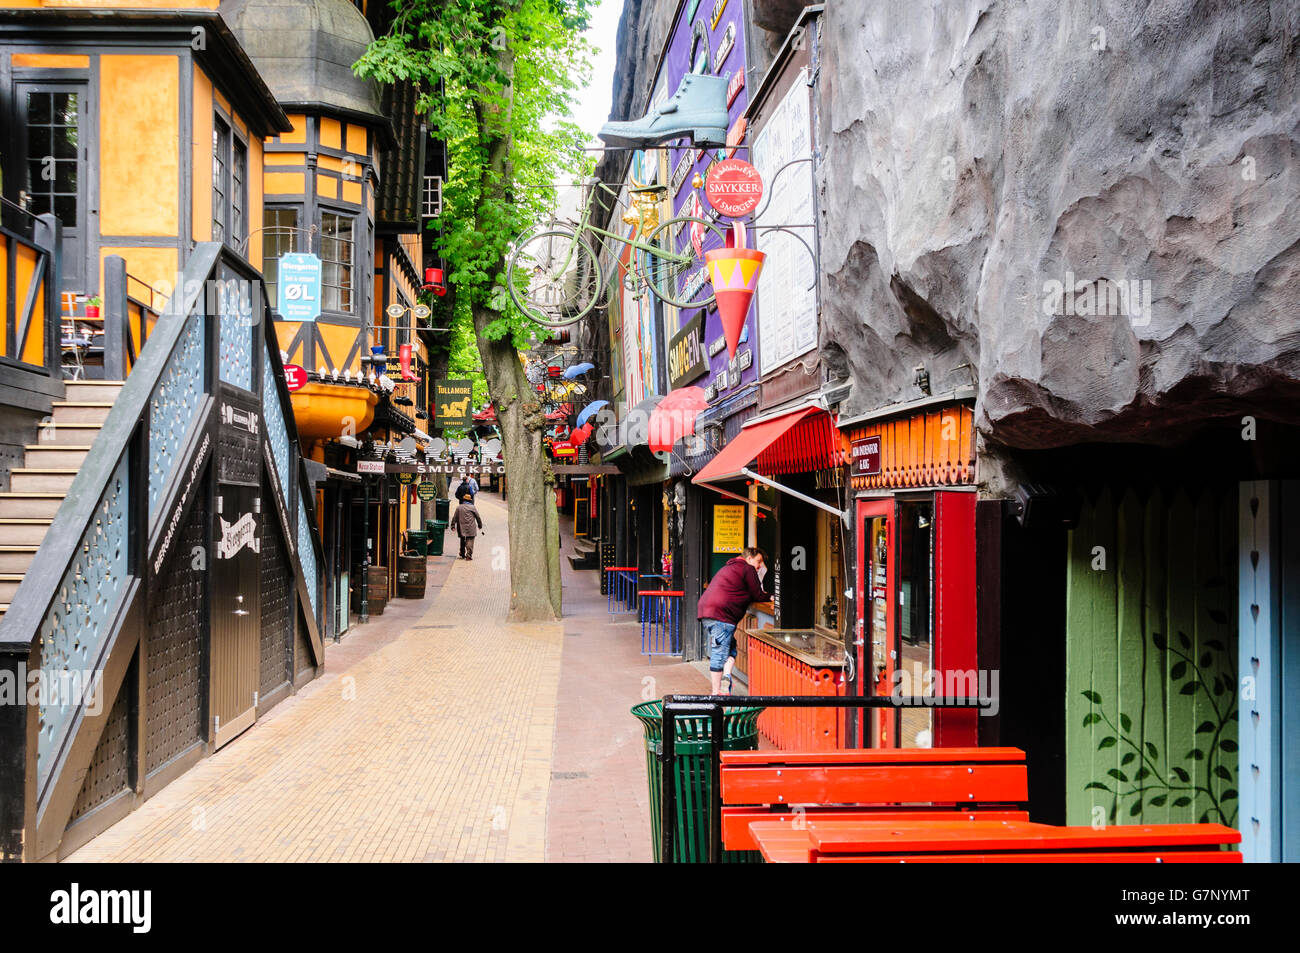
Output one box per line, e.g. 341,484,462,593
746,635,845,749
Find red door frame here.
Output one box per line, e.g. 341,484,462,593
933,490,978,746
855,498,896,748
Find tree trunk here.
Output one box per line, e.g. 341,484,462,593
466,33,562,621
474,313,562,620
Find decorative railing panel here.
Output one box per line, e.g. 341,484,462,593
36,455,130,781
147,314,204,514
262,345,291,503
297,494,318,620
217,270,254,391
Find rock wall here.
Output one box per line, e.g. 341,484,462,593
817,0,1300,454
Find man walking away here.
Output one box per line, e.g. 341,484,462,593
697,547,768,694
453,496,484,559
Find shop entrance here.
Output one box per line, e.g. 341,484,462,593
855,491,977,749
211,483,261,748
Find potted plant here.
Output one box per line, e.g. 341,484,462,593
84,295,102,319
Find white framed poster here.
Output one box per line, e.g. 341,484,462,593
752,77,817,376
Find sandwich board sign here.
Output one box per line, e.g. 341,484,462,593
278,253,322,321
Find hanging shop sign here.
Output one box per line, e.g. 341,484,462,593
726,67,745,107
713,22,735,72
385,462,507,475
708,334,727,358
283,363,307,392
851,434,882,476
395,471,416,485
435,379,474,427
417,482,438,501
705,159,763,217
668,312,708,387
217,512,260,559
691,17,711,74
277,253,322,322
670,148,694,197
710,0,728,30
712,504,745,553
357,460,385,474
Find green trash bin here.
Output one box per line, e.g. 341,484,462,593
435,497,450,523
631,700,764,863
428,520,448,556
406,530,428,556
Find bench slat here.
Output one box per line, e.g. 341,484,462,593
815,851,1241,864
722,807,1031,852
720,747,1026,766
802,819,1241,853
722,764,1029,806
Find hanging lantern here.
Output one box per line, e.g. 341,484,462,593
424,266,447,296
704,222,765,359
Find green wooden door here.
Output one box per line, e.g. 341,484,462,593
1065,486,1238,829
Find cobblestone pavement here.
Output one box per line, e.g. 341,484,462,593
65,492,711,863
67,493,562,862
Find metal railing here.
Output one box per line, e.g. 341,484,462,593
657,694,997,864
606,566,637,612
1,207,60,380
639,590,683,656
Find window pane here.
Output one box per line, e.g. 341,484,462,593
320,212,355,313
27,92,51,126
212,119,230,243
262,206,299,309
232,140,247,243
25,90,80,229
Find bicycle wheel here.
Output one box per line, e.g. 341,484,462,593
645,216,728,309
507,228,604,328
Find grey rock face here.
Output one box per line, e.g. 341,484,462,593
817,0,1300,451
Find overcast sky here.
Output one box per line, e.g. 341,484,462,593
571,0,625,142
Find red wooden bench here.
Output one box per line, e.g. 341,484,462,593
719,747,1031,853
750,818,1242,863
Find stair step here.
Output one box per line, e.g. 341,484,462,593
9,469,78,493
23,445,92,468
51,402,114,425
32,423,102,447
0,519,53,546
63,381,123,402
0,547,39,573
0,575,22,602
0,604,8,618
0,493,65,519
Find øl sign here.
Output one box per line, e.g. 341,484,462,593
277,253,322,322
705,159,763,217
283,364,308,392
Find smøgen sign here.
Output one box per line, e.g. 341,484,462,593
705,159,762,217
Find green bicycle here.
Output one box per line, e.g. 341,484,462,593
507,177,726,327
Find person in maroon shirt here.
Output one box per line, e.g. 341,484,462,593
698,547,768,694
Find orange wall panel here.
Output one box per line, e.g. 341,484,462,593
98,246,178,304
278,114,307,145
192,66,213,243
346,124,367,156
319,117,341,150
99,54,179,237
11,53,90,67
265,171,305,195
341,180,363,205
248,136,264,267
317,176,338,200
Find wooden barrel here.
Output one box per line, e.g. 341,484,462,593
397,554,427,599
367,564,388,616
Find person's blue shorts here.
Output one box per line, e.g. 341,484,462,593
704,619,738,672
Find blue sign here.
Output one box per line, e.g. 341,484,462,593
278,253,322,321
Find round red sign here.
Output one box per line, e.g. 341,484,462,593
705,159,764,217
283,364,308,392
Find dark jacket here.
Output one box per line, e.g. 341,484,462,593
453,503,483,537
697,557,767,624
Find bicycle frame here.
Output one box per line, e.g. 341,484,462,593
551,180,694,280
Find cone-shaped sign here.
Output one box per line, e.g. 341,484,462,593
704,223,764,359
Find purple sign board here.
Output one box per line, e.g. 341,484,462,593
657,0,758,403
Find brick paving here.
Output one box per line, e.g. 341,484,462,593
67,493,561,862
64,492,711,863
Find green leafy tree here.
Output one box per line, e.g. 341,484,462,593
358,0,594,620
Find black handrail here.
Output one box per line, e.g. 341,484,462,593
658,694,999,864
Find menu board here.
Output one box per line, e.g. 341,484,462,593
752,77,817,376
712,505,745,553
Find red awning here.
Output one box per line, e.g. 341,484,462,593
691,407,820,485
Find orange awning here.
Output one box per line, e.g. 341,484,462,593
691,407,819,485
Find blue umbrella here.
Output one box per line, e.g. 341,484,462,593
563,362,595,380
576,400,609,427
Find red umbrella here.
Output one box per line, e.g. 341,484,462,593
648,386,710,453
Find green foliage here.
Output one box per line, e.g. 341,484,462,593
356,0,596,350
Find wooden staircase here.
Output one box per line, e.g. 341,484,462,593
0,380,122,618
